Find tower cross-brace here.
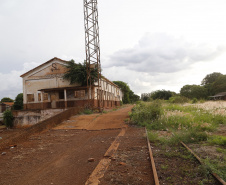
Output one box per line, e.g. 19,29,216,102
83,0,103,109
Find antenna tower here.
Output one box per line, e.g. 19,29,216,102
83,0,102,110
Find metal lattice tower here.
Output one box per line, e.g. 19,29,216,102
83,0,102,109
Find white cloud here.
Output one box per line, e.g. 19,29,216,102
104,33,225,74
0,62,39,100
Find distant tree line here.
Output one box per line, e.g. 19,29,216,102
113,81,140,104
141,72,226,101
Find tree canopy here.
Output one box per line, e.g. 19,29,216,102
13,93,23,110
201,72,223,86
180,84,207,99
63,60,98,86
1,97,14,103
151,90,175,100
113,81,139,104
212,75,226,94
201,72,223,96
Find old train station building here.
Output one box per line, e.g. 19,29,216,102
21,57,122,110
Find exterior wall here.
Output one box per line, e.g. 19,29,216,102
94,79,122,102
22,58,81,105
23,99,121,110
13,109,63,127
0,107,82,150
21,58,123,110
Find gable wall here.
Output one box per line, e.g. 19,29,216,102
22,59,79,104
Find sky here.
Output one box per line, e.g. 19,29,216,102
0,0,226,100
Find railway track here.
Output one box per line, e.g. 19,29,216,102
181,142,226,185
86,126,159,185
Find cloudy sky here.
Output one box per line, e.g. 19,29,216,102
0,0,226,100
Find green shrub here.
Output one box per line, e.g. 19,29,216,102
169,96,190,104
3,110,14,128
83,109,93,114
192,98,198,104
147,131,159,142
208,135,226,146
130,100,163,125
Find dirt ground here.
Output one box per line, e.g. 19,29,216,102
0,105,155,185
99,127,154,185
152,144,218,185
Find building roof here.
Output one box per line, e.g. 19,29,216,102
20,57,69,78
209,92,226,98
101,76,119,88
1,102,14,106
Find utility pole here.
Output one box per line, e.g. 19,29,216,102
83,0,103,110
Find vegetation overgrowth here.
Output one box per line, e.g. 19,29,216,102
3,110,14,128
129,100,226,181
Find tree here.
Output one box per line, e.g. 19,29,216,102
3,110,14,128
113,81,139,104
63,60,98,86
151,90,174,100
201,72,223,96
201,72,223,86
1,97,14,103
141,93,151,101
13,93,23,110
129,90,140,103
180,85,207,99
212,75,226,94
113,81,131,103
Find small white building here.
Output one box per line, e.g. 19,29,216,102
20,57,122,110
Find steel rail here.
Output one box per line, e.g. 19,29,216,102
145,128,160,185
181,141,226,185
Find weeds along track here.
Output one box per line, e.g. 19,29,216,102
145,127,160,185
181,142,226,185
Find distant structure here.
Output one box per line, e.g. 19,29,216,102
0,102,14,113
209,92,226,100
20,57,122,110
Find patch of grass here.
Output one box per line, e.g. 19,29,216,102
158,130,208,145
208,135,226,146
161,164,168,170
147,131,159,142
83,109,93,114
163,148,194,160
124,118,130,123
216,147,226,154
202,157,226,181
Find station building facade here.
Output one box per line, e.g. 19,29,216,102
21,57,122,110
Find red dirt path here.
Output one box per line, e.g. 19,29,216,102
0,106,154,185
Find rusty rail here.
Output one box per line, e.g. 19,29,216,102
181,141,226,185
145,128,160,185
